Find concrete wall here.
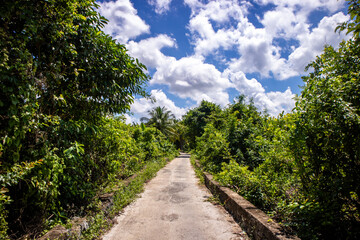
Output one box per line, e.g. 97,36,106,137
203,172,300,240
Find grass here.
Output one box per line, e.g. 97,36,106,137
190,155,205,184
80,155,176,240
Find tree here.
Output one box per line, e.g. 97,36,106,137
227,96,265,169
292,19,360,240
141,106,175,137
0,0,149,237
182,100,222,148
167,121,187,150
336,0,360,40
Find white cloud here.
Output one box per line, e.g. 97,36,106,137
127,34,177,69
187,0,249,56
97,0,150,43
227,2,348,80
227,24,299,80
223,69,295,115
288,12,349,73
261,6,309,39
123,113,136,124
184,0,348,81
256,0,345,14
130,89,188,122
147,0,172,14
152,56,232,106
97,0,349,119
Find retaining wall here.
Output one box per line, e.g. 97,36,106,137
203,172,300,240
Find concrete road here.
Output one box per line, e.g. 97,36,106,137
102,153,249,240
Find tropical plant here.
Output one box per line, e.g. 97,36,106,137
183,100,222,148
291,39,360,239
140,106,175,137
195,124,232,173
168,121,187,150
0,0,158,237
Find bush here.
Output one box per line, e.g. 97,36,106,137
194,124,232,173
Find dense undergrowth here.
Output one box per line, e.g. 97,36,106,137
183,11,360,237
1,0,360,239
0,115,178,239
187,92,359,239
81,153,176,240
0,0,179,238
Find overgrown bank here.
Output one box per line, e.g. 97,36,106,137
182,2,360,237
80,152,176,240
0,0,178,238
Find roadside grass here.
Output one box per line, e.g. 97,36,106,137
80,155,176,240
190,154,205,185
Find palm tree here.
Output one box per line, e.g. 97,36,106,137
140,106,175,137
168,120,187,150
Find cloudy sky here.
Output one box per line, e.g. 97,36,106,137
96,0,350,122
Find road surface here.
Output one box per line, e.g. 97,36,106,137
103,153,249,240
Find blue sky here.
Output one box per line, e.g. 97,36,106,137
96,0,350,122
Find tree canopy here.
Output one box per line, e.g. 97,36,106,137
0,0,154,238
141,106,176,137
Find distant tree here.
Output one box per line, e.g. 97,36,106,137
227,95,265,169
168,121,187,150
141,106,175,137
182,100,222,148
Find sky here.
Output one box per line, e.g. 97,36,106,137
96,0,350,122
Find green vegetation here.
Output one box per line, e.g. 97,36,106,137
1,0,359,239
81,155,174,240
182,1,360,238
141,106,187,150
141,106,176,137
0,0,177,238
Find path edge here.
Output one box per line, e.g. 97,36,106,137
194,160,300,240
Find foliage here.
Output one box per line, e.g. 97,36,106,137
168,121,187,150
0,0,179,238
215,113,301,221
140,106,175,137
134,125,177,161
292,39,360,239
227,96,265,169
336,0,360,40
186,90,360,238
182,3,360,239
195,124,232,173
183,100,222,149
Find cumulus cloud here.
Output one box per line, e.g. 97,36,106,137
185,0,298,79
147,0,172,14
186,0,250,57
97,0,150,43
288,12,349,73
127,34,177,69
123,113,136,124
130,89,188,122
223,69,295,115
227,1,348,80
226,24,299,80
256,0,345,14
261,6,309,39
97,0,349,118
152,56,232,106
183,0,348,82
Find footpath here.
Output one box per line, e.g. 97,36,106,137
103,153,249,240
